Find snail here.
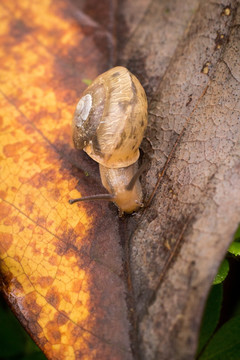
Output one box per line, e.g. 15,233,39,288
69,66,148,215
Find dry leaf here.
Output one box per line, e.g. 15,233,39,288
120,0,240,359
0,0,240,359
0,1,131,359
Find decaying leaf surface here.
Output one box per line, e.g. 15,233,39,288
120,0,240,359
1,0,240,360
0,1,132,359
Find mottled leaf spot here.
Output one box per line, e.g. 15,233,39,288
23,293,42,319
38,276,54,289
0,233,13,254
10,19,32,41
222,6,231,16
46,288,61,308
201,62,211,75
215,33,227,50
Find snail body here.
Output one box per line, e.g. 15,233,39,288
99,162,143,214
70,66,148,214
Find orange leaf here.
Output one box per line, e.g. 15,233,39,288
0,1,131,359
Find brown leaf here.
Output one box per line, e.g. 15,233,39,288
120,0,240,359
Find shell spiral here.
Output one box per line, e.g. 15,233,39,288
72,66,148,169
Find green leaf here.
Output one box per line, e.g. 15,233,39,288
82,78,92,86
199,316,240,360
228,241,240,256
233,224,240,241
197,284,223,356
24,334,47,357
213,259,229,285
22,352,47,360
232,297,240,318
0,300,27,357
0,295,47,359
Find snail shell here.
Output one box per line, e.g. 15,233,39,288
72,66,148,169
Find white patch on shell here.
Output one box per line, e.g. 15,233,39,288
75,94,92,125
